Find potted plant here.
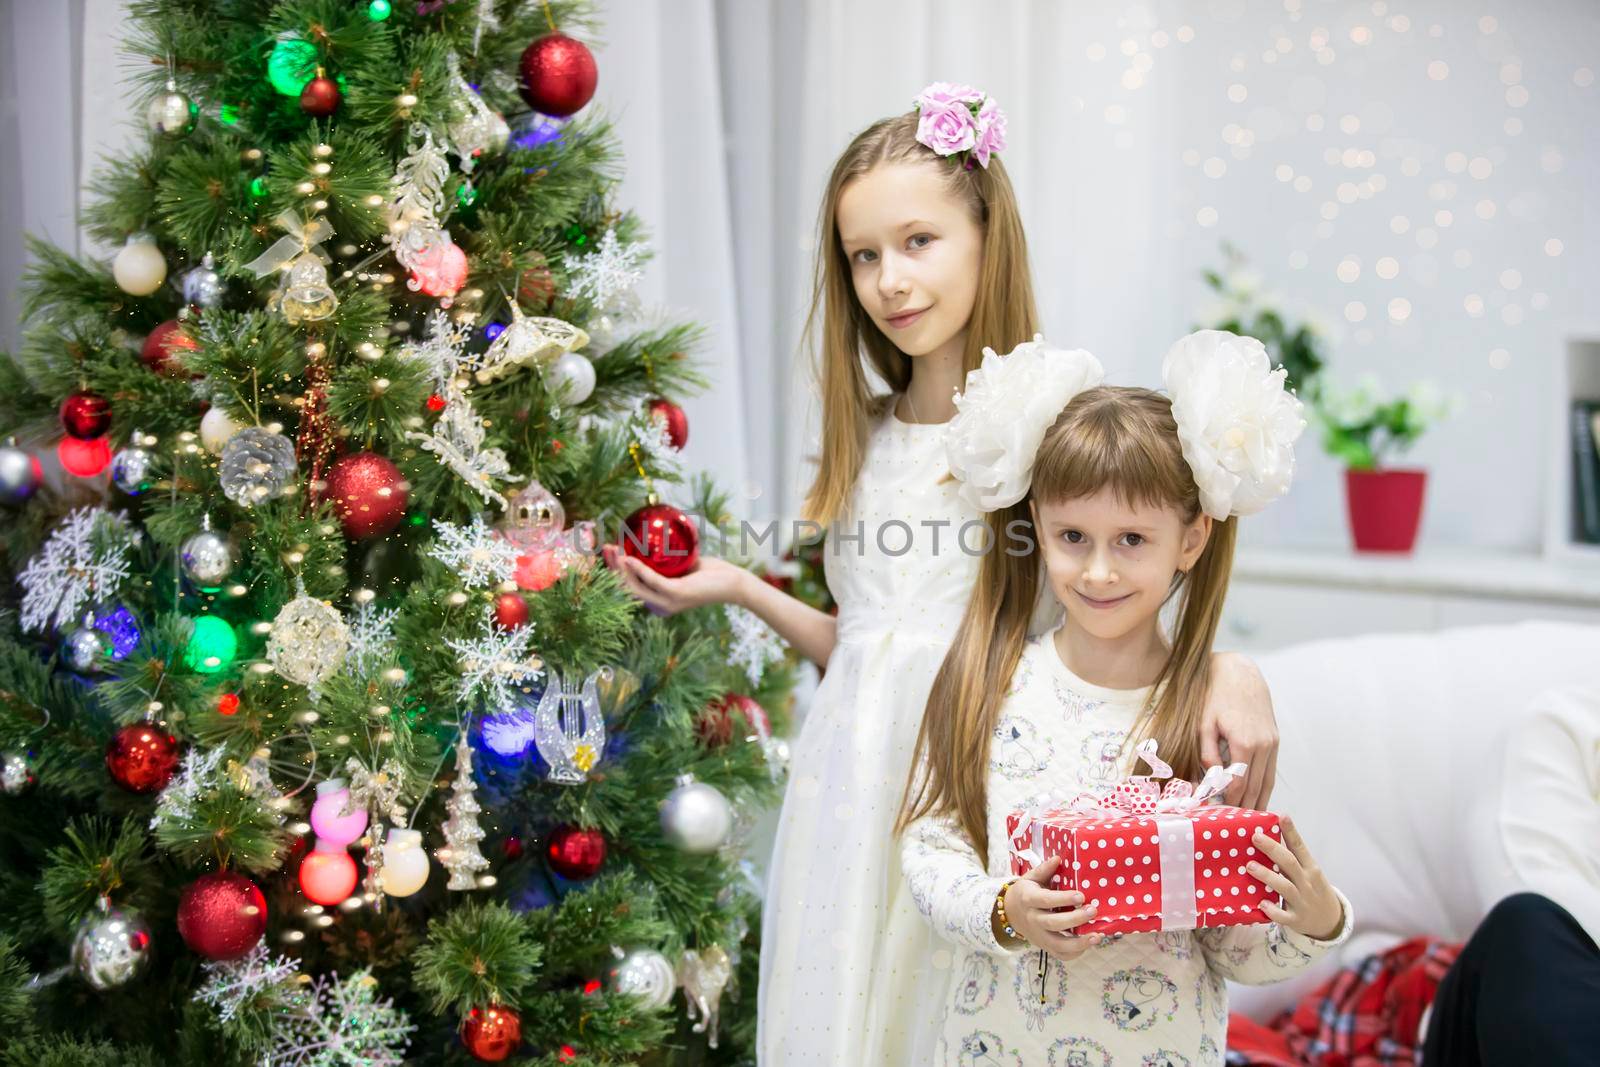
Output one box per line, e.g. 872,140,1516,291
1314,375,1455,552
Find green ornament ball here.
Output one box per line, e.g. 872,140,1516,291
184,615,238,674
267,37,319,97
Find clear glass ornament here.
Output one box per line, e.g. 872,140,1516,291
279,251,339,323
441,734,490,890
531,670,606,785
496,479,566,551
679,944,731,1048
267,588,349,691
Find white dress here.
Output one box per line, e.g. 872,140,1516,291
758,405,982,1065
901,631,1354,1066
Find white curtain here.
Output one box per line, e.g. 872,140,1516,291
4,0,1597,549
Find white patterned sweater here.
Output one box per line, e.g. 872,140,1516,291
900,629,1353,1067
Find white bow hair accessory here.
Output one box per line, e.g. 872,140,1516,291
1162,329,1306,520
944,335,1105,512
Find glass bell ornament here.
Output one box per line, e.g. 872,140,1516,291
278,251,339,324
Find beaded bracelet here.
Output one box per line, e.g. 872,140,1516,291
994,878,1022,942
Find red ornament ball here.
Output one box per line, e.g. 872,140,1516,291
105,723,180,793
217,693,241,716
425,393,448,413
697,693,772,749
177,871,268,961
299,74,342,117
647,398,689,451
298,846,359,906
620,502,699,579
493,591,530,630
546,825,606,880
57,435,113,478
322,451,409,539
461,1003,523,1062
141,319,201,377
517,264,555,310
61,391,112,440
518,33,598,117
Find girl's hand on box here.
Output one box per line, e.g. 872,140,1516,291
1247,816,1346,942
1003,856,1101,962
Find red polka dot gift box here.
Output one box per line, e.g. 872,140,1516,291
1006,738,1284,936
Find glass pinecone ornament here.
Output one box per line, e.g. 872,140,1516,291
218,427,297,507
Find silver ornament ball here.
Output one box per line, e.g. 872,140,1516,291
607,947,677,1010
181,252,224,308
110,446,154,495
72,906,154,990
1,750,36,795
62,627,110,673
181,527,234,588
0,445,40,504
145,82,197,139
659,774,733,854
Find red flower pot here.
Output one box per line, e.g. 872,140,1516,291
1344,468,1427,553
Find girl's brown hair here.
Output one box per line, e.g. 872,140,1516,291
801,112,1038,526
896,386,1238,859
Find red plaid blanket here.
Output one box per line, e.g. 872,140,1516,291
1226,937,1462,1067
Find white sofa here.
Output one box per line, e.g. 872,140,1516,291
1229,620,1600,1021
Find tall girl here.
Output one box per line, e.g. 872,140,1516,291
604,87,1282,1064
899,331,1351,1065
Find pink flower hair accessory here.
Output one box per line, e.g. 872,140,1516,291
913,82,1008,170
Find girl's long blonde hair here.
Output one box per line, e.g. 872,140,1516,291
897,386,1239,859
801,112,1038,526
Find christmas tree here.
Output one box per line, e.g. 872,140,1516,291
0,2,794,1063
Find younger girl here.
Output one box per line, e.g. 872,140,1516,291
605,87,1284,1064
898,331,1352,1065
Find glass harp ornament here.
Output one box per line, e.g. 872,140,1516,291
532,669,606,785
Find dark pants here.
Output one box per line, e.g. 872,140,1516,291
1423,892,1600,1066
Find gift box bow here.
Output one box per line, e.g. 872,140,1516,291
1010,738,1246,868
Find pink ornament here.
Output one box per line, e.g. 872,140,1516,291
410,241,469,298
514,548,569,592
298,838,359,906
309,779,369,846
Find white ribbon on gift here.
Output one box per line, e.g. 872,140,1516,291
1007,739,1247,927
244,212,335,279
